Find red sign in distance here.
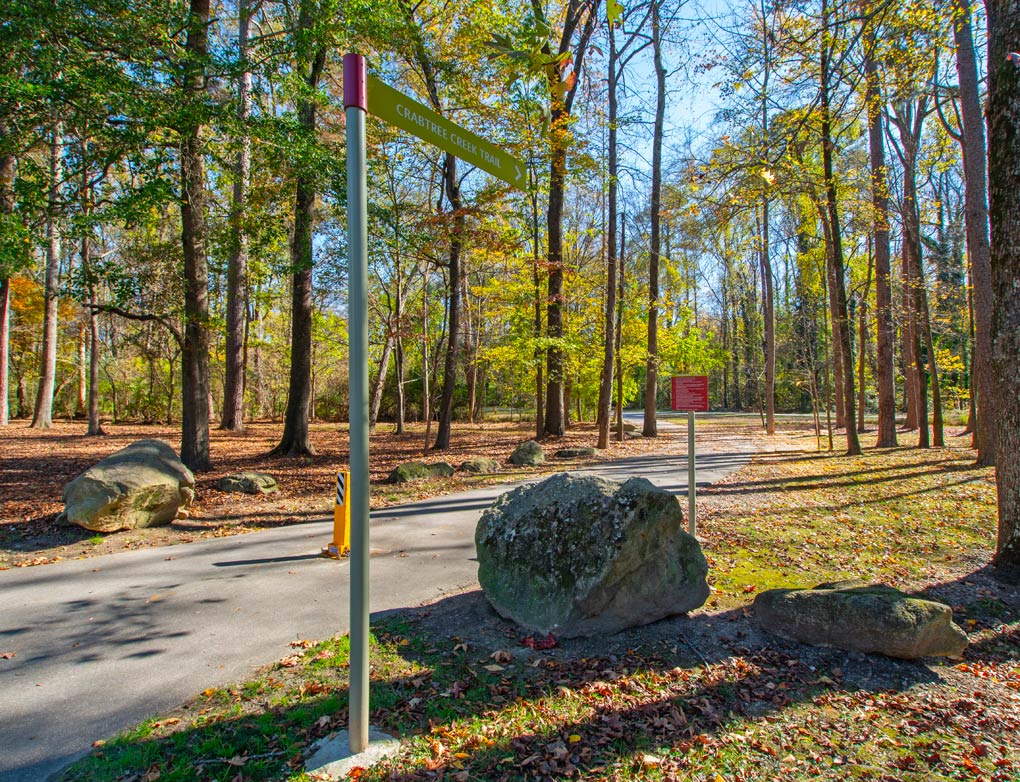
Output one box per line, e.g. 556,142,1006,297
671,375,709,412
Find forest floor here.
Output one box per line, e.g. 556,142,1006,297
0,413,759,570
41,415,1020,782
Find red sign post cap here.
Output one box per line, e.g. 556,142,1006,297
343,54,366,110
671,375,709,412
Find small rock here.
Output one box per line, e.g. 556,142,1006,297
754,581,969,659
554,447,596,459
508,440,544,466
387,461,456,484
216,471,278,495
460,457,501,474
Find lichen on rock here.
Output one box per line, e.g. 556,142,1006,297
475,472,709,637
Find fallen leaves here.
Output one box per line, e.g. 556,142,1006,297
521,633,557,650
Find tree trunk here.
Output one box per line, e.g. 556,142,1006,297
0,276,9,427
80,192,104,436
615,212,626,441
820,0,860,455
179,0,212,472
893,98,932,448
76,320,87,417
401,24,465,451
32,123,63,429
433,152,462,451
395,280,405,434
539,0,596,438
761,201,775,435
820,206,846,430
422,267,430,444
954,0,996,466
221,0,252,432
544,126,566,436
596,20,619,450
865,35,898,447
902,245,919,431
532,180,544,440
986,0,1020,566
0,141,14,427
643,0,666,438
87,297,103,435
273,26,325,457
759,0,775,436
369,331,393,431
858,249,873,433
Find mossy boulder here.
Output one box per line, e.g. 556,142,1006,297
460,457,501,474
508,440,544,466
754,581,969,659
387,461,456,484
554,447,596,459
217,472,278,495
61,439,195,532
475,472,709,637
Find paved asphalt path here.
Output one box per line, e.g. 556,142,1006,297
0,430,753,782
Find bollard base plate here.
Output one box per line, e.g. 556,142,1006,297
320,544,350,559
305,727,400,778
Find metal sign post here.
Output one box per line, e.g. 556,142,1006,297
671,376,709,538
343,53,370,755
341,54,529,758
688,411,696,537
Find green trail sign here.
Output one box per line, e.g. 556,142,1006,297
366,75,527,191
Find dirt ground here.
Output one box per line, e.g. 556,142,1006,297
0,415,769,569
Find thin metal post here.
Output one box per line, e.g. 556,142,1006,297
344,53,370,756
688,410,696,537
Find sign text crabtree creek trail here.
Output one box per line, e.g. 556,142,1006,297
365,76,527,190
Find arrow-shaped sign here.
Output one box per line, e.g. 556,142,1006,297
366,75,528,191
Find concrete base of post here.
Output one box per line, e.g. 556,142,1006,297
305,727,400,778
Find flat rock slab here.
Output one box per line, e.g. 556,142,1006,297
555,447,596,459
387,461,455,484
754,581,969,660
460,457,501,474
217,471,278,494
476,472,709,638
62,439,194,532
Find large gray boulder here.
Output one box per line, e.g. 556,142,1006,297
62,439,195,532
387,461,455,484
754,581,969,660
217,472,278,495
475,472,709,637
508,440,544,466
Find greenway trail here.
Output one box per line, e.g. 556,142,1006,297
0,431,753,782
